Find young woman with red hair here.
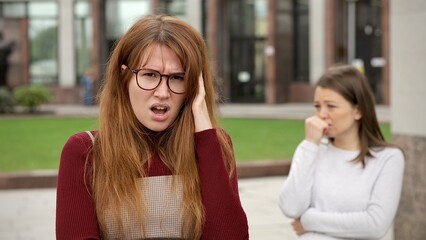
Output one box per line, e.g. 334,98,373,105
56,14,248,240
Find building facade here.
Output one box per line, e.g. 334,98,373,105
391,0,426,238
0,0,390,105
0,0,195,103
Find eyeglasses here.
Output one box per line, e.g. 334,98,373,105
125,66,186,94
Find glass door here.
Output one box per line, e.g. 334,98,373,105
341,0,384,103
355,0,383,103
228,0,267,103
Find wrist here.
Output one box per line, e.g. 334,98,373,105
194,119,212,132
305,137,321,145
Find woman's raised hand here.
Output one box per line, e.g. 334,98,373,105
304,116,329,145
192,74,213,132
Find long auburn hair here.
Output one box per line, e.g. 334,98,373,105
90,14,235,239
316,65,399,167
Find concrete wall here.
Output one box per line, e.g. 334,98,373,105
309,0,326,85
186,0,202,33
390,0,426,238
390,0,426,137
58,0,76,88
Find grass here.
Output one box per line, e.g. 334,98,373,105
0,117,391,172
221,119,305,161
0,118,98,172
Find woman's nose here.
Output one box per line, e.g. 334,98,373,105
153,77,170,98
317,107,328,119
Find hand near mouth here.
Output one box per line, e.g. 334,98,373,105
192,73,213,132
305,115,329,145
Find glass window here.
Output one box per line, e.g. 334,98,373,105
29,1,57,17
28,1,58,84
157,0,186,19
230,0,266,37
355,0,383,103
106,0,151,39
75,0,90,18
74,0,93,82
229,0,267,102
293,0,310,82
1,3,26,18
254,0,267,36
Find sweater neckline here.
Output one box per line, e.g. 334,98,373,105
329,143,360,155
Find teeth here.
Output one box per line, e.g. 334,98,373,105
153,106,166,110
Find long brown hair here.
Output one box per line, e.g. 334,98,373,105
90,14,235,238
316,65,398,166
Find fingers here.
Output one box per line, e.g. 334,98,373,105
192,73,212,132
197,74,205,97
193,74,205,111
291,218,305,236
305,116,329,144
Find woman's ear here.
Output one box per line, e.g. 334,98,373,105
355,114,362,120
354,105,362,120
121,65,127,71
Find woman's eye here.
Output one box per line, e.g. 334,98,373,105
140,72,157,79
146,73,156,77
170,75,185,81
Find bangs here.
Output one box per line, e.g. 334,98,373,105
137,43,186,71
136,42,157,69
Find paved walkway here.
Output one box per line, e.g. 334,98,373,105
240,177,296,239
34,103,390,123
0,176,396,239
0,176,294,240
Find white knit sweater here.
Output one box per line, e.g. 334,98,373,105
279,140,404,240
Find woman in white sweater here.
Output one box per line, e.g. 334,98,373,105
279,65,405,240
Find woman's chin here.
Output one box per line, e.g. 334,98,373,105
324,132,333,138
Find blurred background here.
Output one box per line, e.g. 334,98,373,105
0,0,425,239
0,0,391,105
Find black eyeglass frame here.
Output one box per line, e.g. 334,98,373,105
128,67,186,94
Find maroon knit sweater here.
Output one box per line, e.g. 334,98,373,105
56,129,249,239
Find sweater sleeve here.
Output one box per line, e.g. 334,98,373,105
301,148,405,239
56,132,100,239
278,140,319,218
195,129,249,240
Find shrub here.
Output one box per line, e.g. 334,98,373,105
0,87,15,113
13,85,52,113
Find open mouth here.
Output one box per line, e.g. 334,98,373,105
151,105,169,115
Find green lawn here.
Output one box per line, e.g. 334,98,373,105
0,117,391,172
222,119,305,161
0,118,98,172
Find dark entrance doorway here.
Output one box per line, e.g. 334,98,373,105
355,0,384,103
228,0,267,103
334,0,384,103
